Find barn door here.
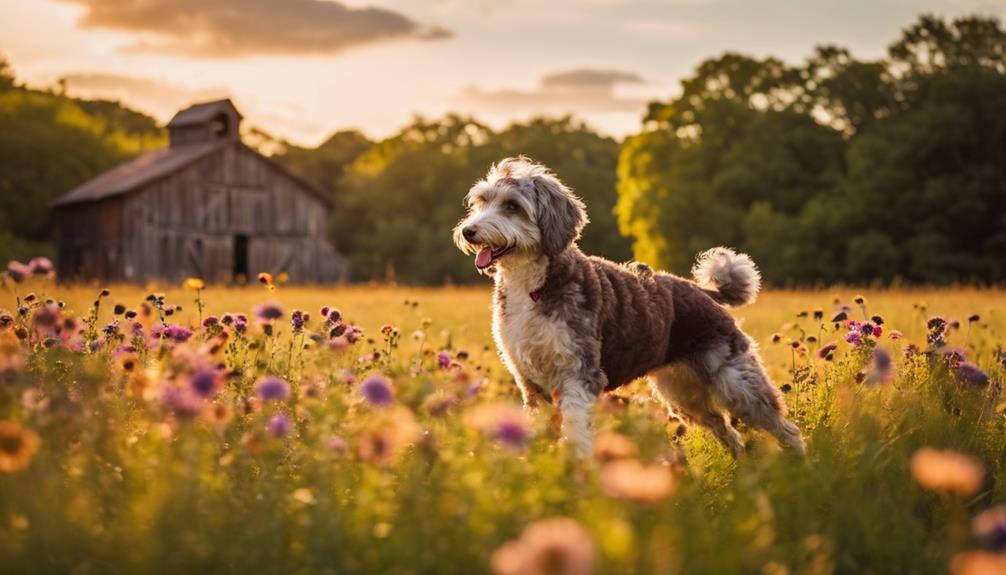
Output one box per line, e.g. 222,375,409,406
233,235,249,282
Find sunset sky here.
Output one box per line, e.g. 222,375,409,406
2,0,1004,146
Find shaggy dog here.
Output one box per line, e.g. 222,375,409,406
453,157,806,457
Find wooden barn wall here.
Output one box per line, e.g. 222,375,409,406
119,143,343,284
55,199,125,282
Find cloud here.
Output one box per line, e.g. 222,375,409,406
57,0,452,57
60,73,229,121
460,68,649,115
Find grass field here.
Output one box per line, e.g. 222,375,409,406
1,278,1005,574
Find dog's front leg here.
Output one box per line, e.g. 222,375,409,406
555,380,599,458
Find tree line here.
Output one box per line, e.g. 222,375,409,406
1,14,1004,284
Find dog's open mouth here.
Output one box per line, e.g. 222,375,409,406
474,244,514,270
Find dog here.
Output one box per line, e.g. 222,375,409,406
453,157,806,458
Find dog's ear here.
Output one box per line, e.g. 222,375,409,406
534,173,588,256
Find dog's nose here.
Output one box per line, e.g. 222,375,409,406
462,226,478,241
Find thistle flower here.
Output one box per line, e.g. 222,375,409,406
955,362,989,388
972,505,1006,552
256,376,290,402
491,517,596,575
113,304,126,315
189,367,220,398
889,330,903,341
202,316,219,328
161,387,204,419
812,308,824,321
254,303,285,323
968,314,981,324
257,272,273,286
151,324,193,344
359,375,394,406
266,413,292,438
6,261,30,283
600,459,676,503
0,421,40,472
911,447,984,498
817,342,838,360
436,351,453,369
844,331,863,347
27,257,53,276
290,310,307,334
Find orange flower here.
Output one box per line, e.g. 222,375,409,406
950,551,1006,575
491,517,596,575
911,447,985,497
600,458,676,503
0,421,40,473
592,431,638,463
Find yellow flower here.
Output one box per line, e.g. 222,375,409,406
0,421,40,473
911,447,985,497
184,277,205,290
600,458,676,503
491,517,596,575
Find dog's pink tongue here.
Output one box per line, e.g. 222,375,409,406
475,247,494,269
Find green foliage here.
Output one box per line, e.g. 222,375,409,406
337,115,630,283
274,130,372,203
0,67,163,241
0,284,1003,573
617,14,1006,285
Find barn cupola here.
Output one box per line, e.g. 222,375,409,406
167,99,242,147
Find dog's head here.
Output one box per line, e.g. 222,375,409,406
453,157,588,272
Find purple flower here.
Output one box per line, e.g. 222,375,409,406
28,257,53,276
254,303,285,323
202,315,219,328
291,310,306,334
327,308,342,323
256,376,290,402
162,387,203,418
955,362,989,388
189,368,220,398
861,322,876,336
865,348,894,386
101,320,120,339
973,506,1006,552
437,351,452,369
817,342,838,360
359,375,394,406
266,413,293,437
495,419,529,449
844,331,863,347
6,261,30,283
151,324,193,343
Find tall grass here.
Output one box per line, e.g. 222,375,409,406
0,280,1003,574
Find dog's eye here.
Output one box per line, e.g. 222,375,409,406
503,201,520,213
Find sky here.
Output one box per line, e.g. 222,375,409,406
1,0,1004,146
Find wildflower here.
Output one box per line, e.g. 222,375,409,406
101,320,121,340
813,308,824,321
467,403,532,449
189,367,220,398
862,348,894,386
266,413,292,438
202,316,219,328
422,393,457,417
326,435,349,455
844,331,863,347
871,315,885,325
817,342,838,360
6,261,30,283
0,422,40,472
968,314,981,324
359,374,394,406
256,376,290,402
889,330,903,341
254,303,285,323
380,324,395,336
853,295,866,305
831,311,848,323
600,459,676,503
290,310,307,334
911,447,984,497
161,387,204,419
927,316,949,347
356,406,420,465
27,257,53,276
437,351,452,369
949,551,1006,575
593,432,639,463
327,308,342,323
771,333,783,344
151,324,193,344
491,517,596,575
955,362,989,388
942,348,967,366
257,272,273,286
184,277,205,290
972,505,1006,552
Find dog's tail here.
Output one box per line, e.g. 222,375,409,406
692,247,761,307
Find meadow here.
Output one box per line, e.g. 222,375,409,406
1,272,1005,574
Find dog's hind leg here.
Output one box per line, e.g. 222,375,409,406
649,364,745,458
707,345,806,455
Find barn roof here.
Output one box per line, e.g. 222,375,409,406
167,99,242,128
52,140,333,208
52,140,226,207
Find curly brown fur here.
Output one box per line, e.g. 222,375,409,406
454,156,805,457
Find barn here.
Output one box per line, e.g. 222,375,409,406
52,99,348,284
